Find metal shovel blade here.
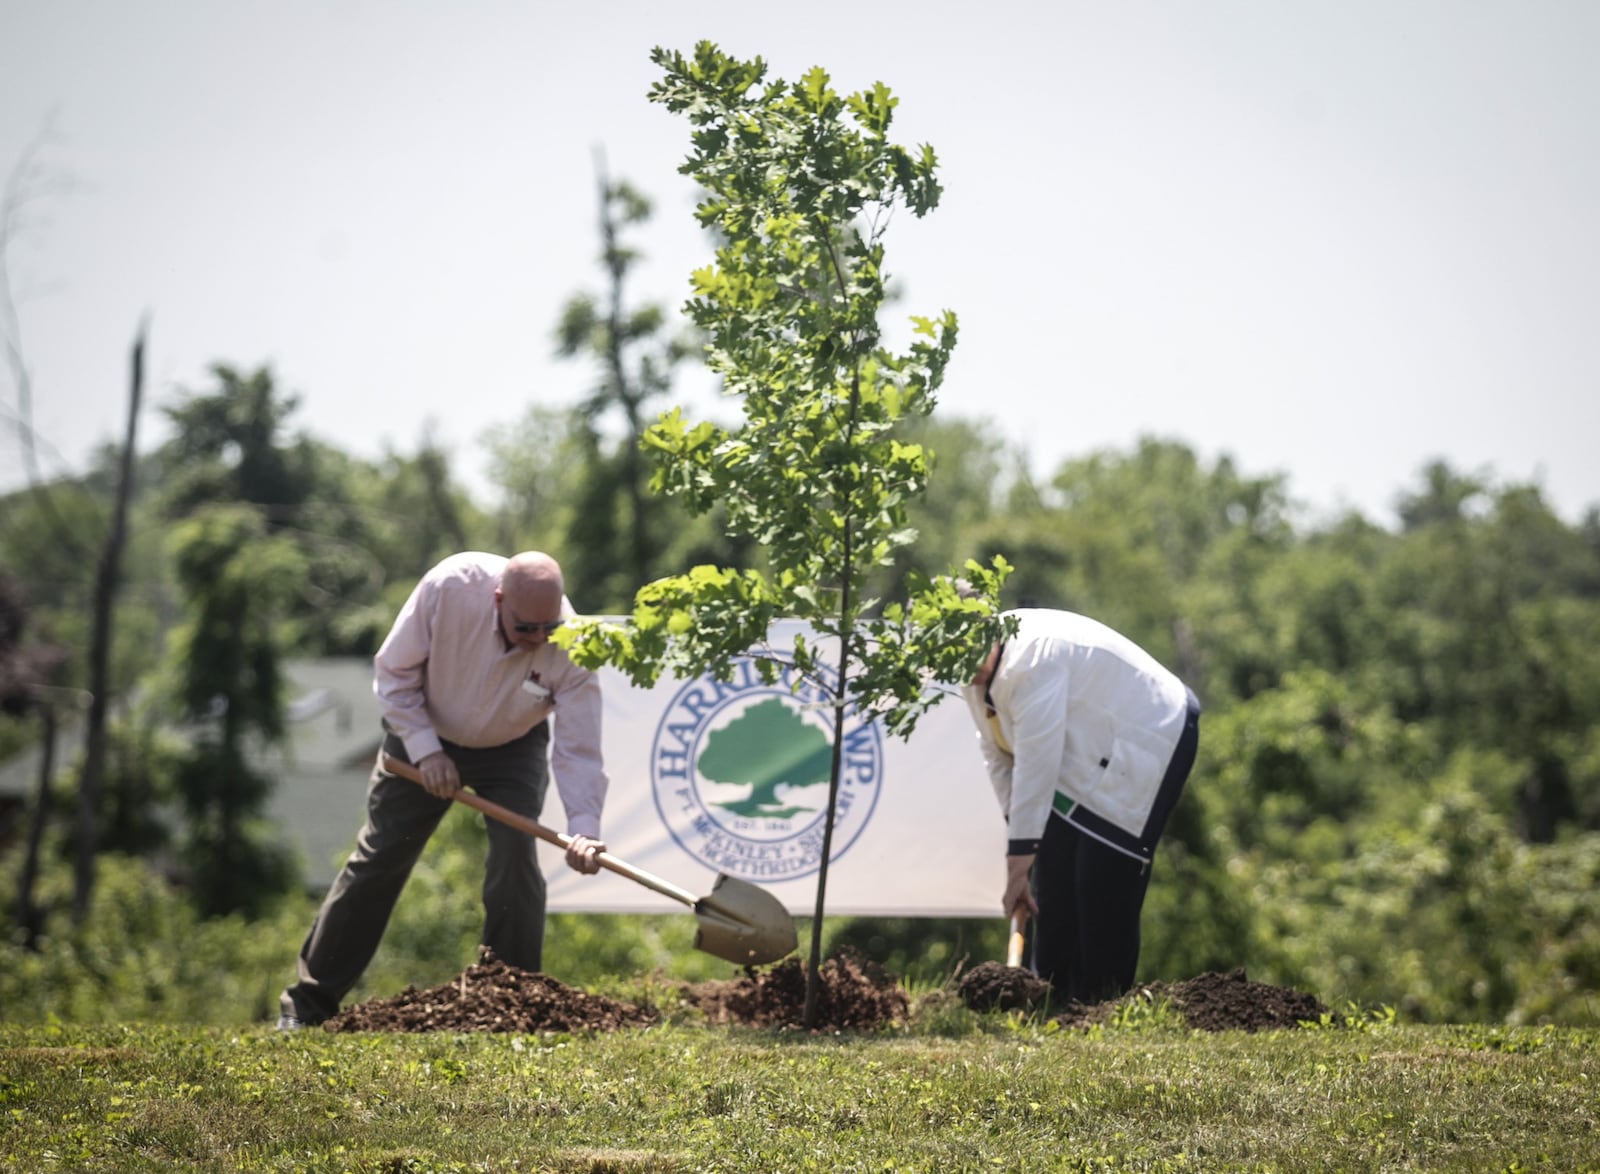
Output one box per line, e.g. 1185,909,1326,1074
692,873,799,965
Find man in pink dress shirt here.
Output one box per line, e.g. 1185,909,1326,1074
277,550,609,1029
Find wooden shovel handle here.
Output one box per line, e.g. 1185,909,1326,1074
380,753,698,908
1006,915,1025,968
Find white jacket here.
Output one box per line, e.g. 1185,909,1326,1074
962,609,1189,844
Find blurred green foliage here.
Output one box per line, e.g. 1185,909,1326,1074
2,143,1598,1027
6,425,1597,1025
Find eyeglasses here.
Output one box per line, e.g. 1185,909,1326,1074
510,619,564,635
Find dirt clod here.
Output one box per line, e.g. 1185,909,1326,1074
958,960,1054,1012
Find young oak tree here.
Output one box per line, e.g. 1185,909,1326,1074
558,43,1012,1026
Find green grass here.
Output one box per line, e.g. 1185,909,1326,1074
2,1003,1595,1172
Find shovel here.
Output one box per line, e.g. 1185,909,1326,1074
1006,914,1025,968
381,754,797,966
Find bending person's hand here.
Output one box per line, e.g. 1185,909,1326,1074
565,835,606,875
1002,853,1039,925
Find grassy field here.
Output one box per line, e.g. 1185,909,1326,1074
2,1000,1595,1173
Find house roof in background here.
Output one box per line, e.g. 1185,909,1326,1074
268,658,384,772
1,658,383,887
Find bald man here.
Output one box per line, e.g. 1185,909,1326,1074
278,551,609,1029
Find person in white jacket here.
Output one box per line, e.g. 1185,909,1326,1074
961,607,1201,1006
277,551,609,1029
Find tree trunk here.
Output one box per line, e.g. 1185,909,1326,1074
73,322,145,922
803,358,863,1030
15,701,55,949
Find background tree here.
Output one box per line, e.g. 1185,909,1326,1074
71,322,146,922
482,403,588,564
870,416,1022,599
0,452,174,940
160,364,312,524
562,43,1011,1027
1,128,95,568
156,363,438,657
152,363,391,915
2,417,1598,1023
554,156,698,608
0,567,69,946
1,140,159,921
163,504,303,917
0,123,1595,1019
361,439,489,601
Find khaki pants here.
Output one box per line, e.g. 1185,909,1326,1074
280,723,550,1023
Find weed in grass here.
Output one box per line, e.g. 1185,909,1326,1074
1107,990,1186,1033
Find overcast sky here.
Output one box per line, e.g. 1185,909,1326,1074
3,0,1597,527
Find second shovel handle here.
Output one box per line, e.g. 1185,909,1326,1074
380,753,698,908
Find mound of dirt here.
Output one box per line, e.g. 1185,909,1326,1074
682,949,909,1032
1155,967,1330,1032
322,952,658,1034
959,963,1329,1032
958,960,1054,1012
321,951,1322,1036
320,948,908,1035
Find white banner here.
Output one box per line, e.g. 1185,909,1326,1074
543,620,1006,917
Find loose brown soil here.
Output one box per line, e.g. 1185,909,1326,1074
958,961,1330,1032
323,953,658,1034
957,961,1056,1012
320,950,1325,1035
681,949,910,1031
1145,966,1330,1032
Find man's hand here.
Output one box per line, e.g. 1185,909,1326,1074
415,751,461,799
1003,853,1039,924
565,835,606,875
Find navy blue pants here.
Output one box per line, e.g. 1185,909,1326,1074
1029,692,1200,1005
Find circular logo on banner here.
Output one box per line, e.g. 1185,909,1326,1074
650,655,884,883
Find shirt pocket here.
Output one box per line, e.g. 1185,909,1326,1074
1086,737,1166,833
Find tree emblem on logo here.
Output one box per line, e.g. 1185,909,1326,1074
697,697,830,820
648,658,884,880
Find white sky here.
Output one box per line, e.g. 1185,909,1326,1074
3,0,1597,527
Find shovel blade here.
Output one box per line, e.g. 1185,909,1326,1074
691,874,798,966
